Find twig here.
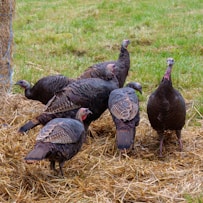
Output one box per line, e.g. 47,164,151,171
194,106,203,119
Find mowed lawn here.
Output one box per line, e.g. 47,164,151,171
1,0,202,202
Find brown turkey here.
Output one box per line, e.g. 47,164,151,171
24,108,92,176
78,64,115,81
80,39,130,88
19,64,119,133
15,75,75,105
147,58,186,157
108,82,142,151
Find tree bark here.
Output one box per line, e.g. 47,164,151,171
0,0,15,93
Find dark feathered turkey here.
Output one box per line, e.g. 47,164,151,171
16,63,116,105
19,64,119,133
15,75,75,105
24,108,92,176
80,39,130,88
147,58,186,157
108,82,142,151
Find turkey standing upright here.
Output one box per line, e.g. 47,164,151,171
147,58,186,157
25,108,92,176
80,39,130,88
108,82,142,151
19,64,119,133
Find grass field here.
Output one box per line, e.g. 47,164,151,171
1,0,203,202
13,1,203,84
13,0,203,119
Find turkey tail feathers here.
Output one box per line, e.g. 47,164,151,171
25,142,50,161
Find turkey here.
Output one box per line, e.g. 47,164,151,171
15,75,75,105
19,64,119,133
78,64,115,81
16,63,116,105
24,108,92,176
147,58,186,157
80,39,130,88
108,82,142,151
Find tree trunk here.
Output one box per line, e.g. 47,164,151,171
0,0,15,93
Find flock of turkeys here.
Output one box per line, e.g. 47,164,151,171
16,39,186,176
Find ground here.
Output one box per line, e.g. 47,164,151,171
0,93,202,202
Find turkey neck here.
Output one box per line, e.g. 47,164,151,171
24,85,33,99
157,64,174,95
117,46,130,87
163,63,173,81
111,74,119,87
75,112,84,123
118,46,130,70
75,111,87,142
119,45,129,60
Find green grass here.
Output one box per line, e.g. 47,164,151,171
185,194,203,203
13,0,203,118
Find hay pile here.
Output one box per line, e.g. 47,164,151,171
0,93,202,202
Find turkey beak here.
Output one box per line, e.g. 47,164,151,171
126,40,130,47
14,81,23,88
87,109,93,115
135,83,142,94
